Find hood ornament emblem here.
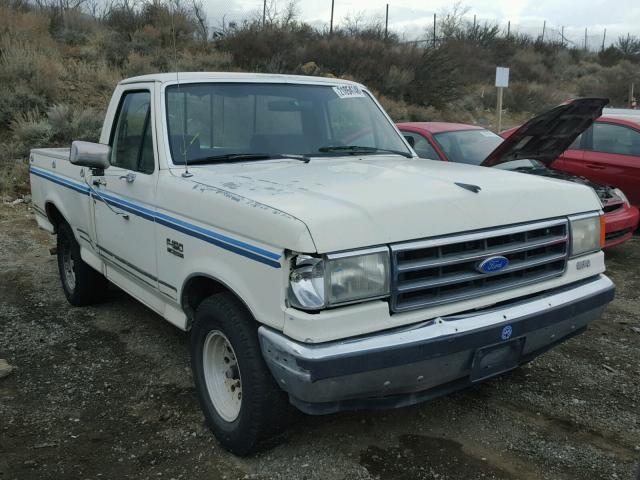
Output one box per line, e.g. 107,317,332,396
455,182,481,193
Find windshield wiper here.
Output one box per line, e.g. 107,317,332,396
318,145,412,158
186,153,310,165
187,154,272,165
278,153,311,163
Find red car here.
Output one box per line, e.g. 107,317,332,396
398,100,639,249
551,115,640,208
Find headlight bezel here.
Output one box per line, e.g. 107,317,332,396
288,246,391,311
568,212,605,257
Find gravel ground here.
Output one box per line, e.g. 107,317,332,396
1,202,639,480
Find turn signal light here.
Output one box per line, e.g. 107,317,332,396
599,215,606,248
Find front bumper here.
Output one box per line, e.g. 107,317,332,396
259,275,614,414
604,204,639,248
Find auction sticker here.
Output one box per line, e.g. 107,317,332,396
333,85,365,98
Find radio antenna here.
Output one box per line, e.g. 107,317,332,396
171,5,192,178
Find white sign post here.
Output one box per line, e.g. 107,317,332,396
495,67,510,132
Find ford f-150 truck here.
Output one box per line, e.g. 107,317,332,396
29,73,615,455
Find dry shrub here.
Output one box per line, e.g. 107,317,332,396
0,84,47,126
378,95,439,122
10,110,52,155
0,154,30,198
10,104,104,156
0,6,50,42
510,48,549,83
178,49,233,71
506,82,565,113
124,52,155,77
46,104,103,143
383,66,414,94
576,60,640,106
0,37,62,101
65,59,122,97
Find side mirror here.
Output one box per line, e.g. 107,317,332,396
69,141,111,170
403,135,415,148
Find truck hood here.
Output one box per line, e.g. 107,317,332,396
482,98,608,167
179,156,601,253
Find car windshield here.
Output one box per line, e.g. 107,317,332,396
494,159,546,171
165,83,411,164
433,129,503,165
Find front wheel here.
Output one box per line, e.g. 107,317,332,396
190,293,291,456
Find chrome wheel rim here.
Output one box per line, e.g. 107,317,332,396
61,241,76,291
202,330,242,422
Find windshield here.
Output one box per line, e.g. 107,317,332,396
433,129,503,165
494,159,546,171
165,83,410,164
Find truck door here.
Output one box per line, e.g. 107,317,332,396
92,87,159,291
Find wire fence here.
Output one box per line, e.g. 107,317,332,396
241,1,635,52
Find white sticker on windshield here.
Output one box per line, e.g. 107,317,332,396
333,85,366,98
479,130,496,137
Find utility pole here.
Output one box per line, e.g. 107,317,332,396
433,13,436,47
561,25,565,47
473,14,476,30
584,27,588,51
384,4,389,40
541,20,545,42
262,0,266,27
329,0,334,35
602,28,607,51
507,21,510,38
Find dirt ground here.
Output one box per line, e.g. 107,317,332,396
1,202,639,480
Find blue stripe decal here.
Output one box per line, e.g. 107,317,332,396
30,166,282,268
31,167,91,195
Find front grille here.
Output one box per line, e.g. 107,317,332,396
390,219,569,313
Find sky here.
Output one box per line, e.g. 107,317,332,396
205,0,640,49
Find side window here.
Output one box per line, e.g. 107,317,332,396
592,122,640,156
403,132,441,160
568,131,585,150
110,91,154,173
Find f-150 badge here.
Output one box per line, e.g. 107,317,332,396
167,238,184,258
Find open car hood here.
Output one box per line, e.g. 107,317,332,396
481,98,608,167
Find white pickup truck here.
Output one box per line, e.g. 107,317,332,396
30,73,614,455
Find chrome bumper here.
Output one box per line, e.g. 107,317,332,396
259,275,614,414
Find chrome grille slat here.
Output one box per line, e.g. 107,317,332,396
396,234,568,272
390,219,569,313
397,252,568,293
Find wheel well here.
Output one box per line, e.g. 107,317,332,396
45,202,65,232
181,275,249,329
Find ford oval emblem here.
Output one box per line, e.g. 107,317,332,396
501,325,513,340
477,255,509,274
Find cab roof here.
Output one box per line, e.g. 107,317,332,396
119,72,363,87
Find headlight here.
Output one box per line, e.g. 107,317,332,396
612,187,630,207
569,213,605,257
288,247,390,310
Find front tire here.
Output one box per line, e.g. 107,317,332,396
190,293,290,456
56,221,108,306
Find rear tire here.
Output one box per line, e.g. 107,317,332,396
190,293,291,456
56,221,108,306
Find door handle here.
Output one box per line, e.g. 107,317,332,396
119,172,136,183
586,164,605,170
